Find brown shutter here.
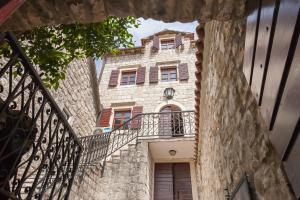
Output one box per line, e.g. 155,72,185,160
99,108,112,127
149,66,158,83
175,33,183,48
136,67,146,84
131,106,143,129
108,69,119,87
178,63,189,81
152,35,159,52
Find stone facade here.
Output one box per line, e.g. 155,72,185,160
99,30,197,124
70,142,153,200
50,58,100,137
195,19,294,199
1,0,245,31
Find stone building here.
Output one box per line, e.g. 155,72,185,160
94,30,198,200
1,0,300,200
50,58,101,137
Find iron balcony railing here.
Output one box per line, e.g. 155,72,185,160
106,110,195,157
0,32,82,200
76,111,195,179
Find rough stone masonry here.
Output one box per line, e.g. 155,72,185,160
1,0,245,31
196,19,295,200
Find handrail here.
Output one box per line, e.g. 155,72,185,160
106,110,195,157
0,32,82,200
76,110,195,180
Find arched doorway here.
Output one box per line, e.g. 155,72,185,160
159,105,184,136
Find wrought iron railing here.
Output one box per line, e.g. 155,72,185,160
75,111,195,179
77,130,109,180
0,32,82,199
106,110,195,157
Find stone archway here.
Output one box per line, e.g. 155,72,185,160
1,0,245,31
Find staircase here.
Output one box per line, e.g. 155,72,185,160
77,110,195,181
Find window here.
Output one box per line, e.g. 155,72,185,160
120,71,136,85
113,110,131,129
161,67,177,82
161,39,175,50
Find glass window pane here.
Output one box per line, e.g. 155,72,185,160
114,119,121,124
124,112,131,118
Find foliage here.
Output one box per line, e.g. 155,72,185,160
17,16,139,89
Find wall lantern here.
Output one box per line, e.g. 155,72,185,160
169,150,177,156
164,88,175,99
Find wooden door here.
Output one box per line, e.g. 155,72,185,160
154,163,173,200
154,163,193,200
173,163,193,200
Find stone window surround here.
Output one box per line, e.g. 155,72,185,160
112,109,132,129
120,70,137,85
117,65,141,87
157,61,181,84
160,66,177,82
108,103,136,128
159,36,175,51
160,38,175,50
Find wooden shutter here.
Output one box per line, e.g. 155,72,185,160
173,163,193,200
131,106,143,129
108,69,119,87
283,126,300,199
152,35,160,52
154,163,173,200
178,63,189,81
136,67,146,84
251,0,276,103
99,108,112,127
175,33,183,48
242,0,261,84
149,66,159,83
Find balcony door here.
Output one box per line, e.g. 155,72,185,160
159,105,184,136
154,163,193,200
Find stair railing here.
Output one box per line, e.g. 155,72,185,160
76,111,195,180
0,32,82,200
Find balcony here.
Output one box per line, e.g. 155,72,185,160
105,110,195,160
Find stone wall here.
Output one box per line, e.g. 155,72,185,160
51,58,100,137
99,33,197,122
70,142,153,200
195,19,294,199
1,0,245,31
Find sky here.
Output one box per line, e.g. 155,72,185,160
95,18,198,75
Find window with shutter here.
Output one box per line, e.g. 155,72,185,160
161,39,175,50
120,71,136,85
175,33,183,48
131,106,143,129
161,67,177,82
178,63,189,81
136,67,146,84
99,108,112,127
152,35,160,52
149,66,159,83
113,110,131,129
108,70,119,87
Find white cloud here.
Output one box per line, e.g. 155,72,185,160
129,18,198,46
